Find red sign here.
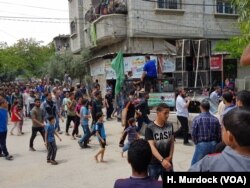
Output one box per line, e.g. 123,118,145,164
210,55,223,70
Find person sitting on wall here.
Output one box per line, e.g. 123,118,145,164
141,55,157,93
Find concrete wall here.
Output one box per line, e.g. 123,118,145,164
237,64,250,79
68,0,84,53
127,0,239,39
90,59,106,97
94,14,127,46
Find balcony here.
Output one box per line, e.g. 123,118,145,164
91,14,127,48
85,0,127,23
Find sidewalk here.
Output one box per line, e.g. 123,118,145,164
0,118,194,188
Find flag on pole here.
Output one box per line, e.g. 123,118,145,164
111,51,124,95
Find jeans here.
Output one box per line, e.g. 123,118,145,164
175,116,189,143
47,141,57,161
79,125,91,146
122,142,131,152
54,116,61,132
29,127,45,148
66,115,75,133
106,105,114,119
191,141,217,165
72,117,80,136
0,131,9,156
148,164,173,180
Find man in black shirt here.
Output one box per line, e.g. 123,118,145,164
135,92,151,132
145,103,174,180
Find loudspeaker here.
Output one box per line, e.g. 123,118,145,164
175,57,193,71
192,40,209,57
176,39,192,56
173,72,188,88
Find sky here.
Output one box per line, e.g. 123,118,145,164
0,0,70,46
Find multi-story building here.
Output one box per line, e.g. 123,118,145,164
68,0,241,92
53,34,71,54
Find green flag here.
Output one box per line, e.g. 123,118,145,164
111,51,125,95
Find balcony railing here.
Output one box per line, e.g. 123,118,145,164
85,0,127,23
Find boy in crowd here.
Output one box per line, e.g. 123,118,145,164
78,99,91,148
121,118,140,158
0,98,13,160
45,115,62,165
94,112,106,163
189,108,250,171
145,103,174,180
114,139,162,188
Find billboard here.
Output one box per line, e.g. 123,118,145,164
148,92,176,107
210,55,223,71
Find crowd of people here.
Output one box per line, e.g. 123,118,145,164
0,57,250,187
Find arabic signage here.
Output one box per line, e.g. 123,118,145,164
158,55,176,73
210,55,223,71
90,61,105,76
148,92,176,107
105,61,116,79
124,56,158,78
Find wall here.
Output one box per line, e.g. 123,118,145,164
237,64,250,79
90,59,106,96
127,0,239,39
68,0,84,53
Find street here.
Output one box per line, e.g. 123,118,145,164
0,118,194,188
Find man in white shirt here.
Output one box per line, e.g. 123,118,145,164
175,88,191,145
209,86,221,105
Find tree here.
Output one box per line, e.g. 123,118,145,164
215,0,250,58
0,38,54,81
44,50,90,84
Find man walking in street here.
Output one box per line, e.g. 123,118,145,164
175,88,191,145
191,99,221,165
29,98,45,151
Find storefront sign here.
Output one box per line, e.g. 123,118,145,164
124,56,158,78
90,61,105,76
148,92,176,107
210,55,223,70
105,61,117,79
158,55,176,73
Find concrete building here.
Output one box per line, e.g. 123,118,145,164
68,0,240,92
53,34,71,54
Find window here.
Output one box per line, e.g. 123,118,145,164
70,21,76,35
216,0,236,14
157,0,181,9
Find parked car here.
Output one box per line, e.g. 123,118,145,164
148,96,219,134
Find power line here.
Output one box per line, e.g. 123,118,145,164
0,16,69,20
0,1,68,12
0,15,240,37
0,17,69,24
0,29,18,40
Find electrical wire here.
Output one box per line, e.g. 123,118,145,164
0,1,67,12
